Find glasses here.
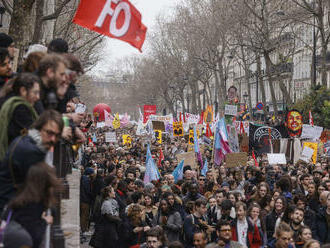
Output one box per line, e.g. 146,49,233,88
220,229,231,233
199,178,205,181
42,128,61,139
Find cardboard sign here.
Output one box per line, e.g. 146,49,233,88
154,130,162,144
225,105,238,116
189,129,194,145
303,142,318,164
123,134,132,148
152,121,165,132
105,132,116,143
267,153,287,165
225,152,248,167
173,122,184,136
149,114,173,123
176,152,196,169
301,124,323,140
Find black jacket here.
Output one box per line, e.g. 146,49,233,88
315,207,330,244
0,130,47,213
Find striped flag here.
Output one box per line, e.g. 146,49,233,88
172,160,184,183
194,125,203,168
201,159,208,176
309,110,314,126
144,144,160,183
214,118,231,165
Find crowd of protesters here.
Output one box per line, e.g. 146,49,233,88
79,121,330,248
0,31,328,248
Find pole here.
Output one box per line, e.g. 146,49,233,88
312,14,317,85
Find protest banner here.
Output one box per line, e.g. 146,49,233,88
96,122,105,128
123,134,132,148
267,153,287,165
149,114,173,123
300,146,314,163
225,105,238,116
173,122,184,137
73,0,147,51
185,113,200,124
105,132,117,143
301,124,323,140
143,105,156,123
303,142,318,164
225,152,247,168
238,134,249,153
189,129,194,145
152,121,165,132
112,113,121,129
176,152,197,169
234,121,250,135
154,130,162,144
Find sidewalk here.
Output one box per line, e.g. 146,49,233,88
61,169,81,248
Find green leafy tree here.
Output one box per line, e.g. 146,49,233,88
293,86,330,128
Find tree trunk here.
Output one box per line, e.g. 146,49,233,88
320,44,328,86
278,79,292,105
189,82,198,113
217,60,226,111
32,0,45,43
264,51,278,116
8,0,36,58
256,54,268,117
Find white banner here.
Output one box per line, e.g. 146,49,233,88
148,114,173,123
225,105,238,116
301,124,323,140
105,132,117,143
234,121,250,135
185,113,200,124
267,153,287,165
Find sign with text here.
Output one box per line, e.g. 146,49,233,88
173,122,184,137
152,121,165,132
122,134,132,148
73,0,147,51
143,105,156,123
303,142,318,164
300,146,314,163
301,124,323,140
225,105,238,116
267,153,287,165
149,114,173,123
105,132,117,143
154,130,162,144
225,152,248,168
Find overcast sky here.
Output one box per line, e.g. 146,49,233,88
93,0,176,76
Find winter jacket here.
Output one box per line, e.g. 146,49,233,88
315,207,330,244
231,218,262,248
265,210,282,242
0,130,47,213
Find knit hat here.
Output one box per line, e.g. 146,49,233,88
0,33,13,48
48,38,69,53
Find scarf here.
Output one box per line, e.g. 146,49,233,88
0,96,38,160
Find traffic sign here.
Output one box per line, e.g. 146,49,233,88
256,102,264,110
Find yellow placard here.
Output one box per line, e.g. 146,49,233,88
189,129,194,145
155,130,162,144
123,134,132,148
173,122,184,136
113,113,121,129
303,142,318,164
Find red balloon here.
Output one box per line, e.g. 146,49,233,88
93,103,111,122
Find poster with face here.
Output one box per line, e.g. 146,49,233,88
227,86,239,104
286,110,303,137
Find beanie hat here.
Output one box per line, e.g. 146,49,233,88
48,38,69,53
0,33,13,48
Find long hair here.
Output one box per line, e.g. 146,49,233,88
9,162,61,209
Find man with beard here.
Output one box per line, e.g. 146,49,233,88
35,53,68,113
0,110,63,213
206,220,243,248
0,48,12,90
183,183,206,205
289,207,305,242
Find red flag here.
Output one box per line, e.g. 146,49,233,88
239,121,245,134
206,123,212,138
179,112,182,122
309,110,314,126
73,0,147,51
252,150,259,167
143,105,156,123
198,111,204,124
158,148,164,167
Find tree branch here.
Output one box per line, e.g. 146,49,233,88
42,0,72,21
1,0,12,15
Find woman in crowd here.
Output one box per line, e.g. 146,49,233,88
142,193,158,228
307,182,319,212
295,226,313,248
247,202,267,246
152,198,182,243
7,163,59,248
265,196,287,243
303,239,320,248
250,181,270,206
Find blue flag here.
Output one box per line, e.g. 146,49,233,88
201,159,208,176
172,160,184,183
92,133,97,143
144,144,160,183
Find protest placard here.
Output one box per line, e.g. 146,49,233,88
225,152,248,168
300,146,314,163
225,105,238,116
301,124,323,140
303,142,318,164
173,122,184,136
267,153,286,165
123,134,132,148
105,132,116,143
96,122,105,128
176,152,196,169
152,121,165,132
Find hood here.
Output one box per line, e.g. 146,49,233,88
28,129,48,153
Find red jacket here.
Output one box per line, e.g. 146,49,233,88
231,218,262,248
